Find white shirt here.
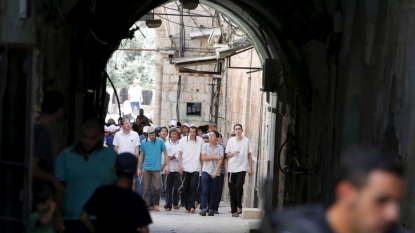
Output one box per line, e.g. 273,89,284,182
178,136,203,172
165,139,180,172
128,85,143,102
225,137,253,173
113,131,140,154
123,103,132,115
202,143,224,176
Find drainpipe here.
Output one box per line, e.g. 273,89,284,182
253,92,264,208
154,62,163,125
223,60,228,137
267,92,277,207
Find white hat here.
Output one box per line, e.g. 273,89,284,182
182,123,190,128
104,126,111,132
108,124,119,133
143,126,149,133
169,120,177,127
133,79,140,83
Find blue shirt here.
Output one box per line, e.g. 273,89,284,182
140,138,166,171
55,144,117,220
106,135,114,149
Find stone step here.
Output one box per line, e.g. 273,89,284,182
242,208,262,219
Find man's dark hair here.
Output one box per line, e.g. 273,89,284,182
81,118,103,133
132,123,140,134
41,90,64,114
334,147,404,188
234,124,243,130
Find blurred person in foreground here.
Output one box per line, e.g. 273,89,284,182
55,119,117,233
267,147,407,233
81,153,152,233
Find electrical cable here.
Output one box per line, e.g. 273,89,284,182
157,15,213,29
278,138,288,173
104,71,122,122
89,27,108,45
187,10,208,38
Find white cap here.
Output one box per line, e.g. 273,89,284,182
104,126,111,132
182,123,190,128
169,120,177,127
108,124,119,133
133,79,140,83
143,126,149,133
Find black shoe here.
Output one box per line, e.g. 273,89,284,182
208,211,215,216
199,209,207,216
214,211,220,214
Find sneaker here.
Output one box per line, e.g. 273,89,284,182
199,209,207,216
208,211,215,216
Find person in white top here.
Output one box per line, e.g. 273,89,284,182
113,118,140,192
122,100,133,122
164,128,181,211
113,118,140,156
225,124,253,217
128,79,143,113
178,126,203,213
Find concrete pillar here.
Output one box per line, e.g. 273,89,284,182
154,63,163,125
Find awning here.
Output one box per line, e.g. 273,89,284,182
171,55,224,68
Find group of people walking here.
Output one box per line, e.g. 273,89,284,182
30,90,254,233
109,117,254,218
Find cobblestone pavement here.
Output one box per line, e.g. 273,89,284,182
148,200,260,233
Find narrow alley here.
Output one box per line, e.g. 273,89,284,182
149,201,260,233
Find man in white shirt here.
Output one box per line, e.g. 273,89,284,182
165,128,181,211
178,126,204,213
113,118,140,157
128,79,143,113
225,124,253,217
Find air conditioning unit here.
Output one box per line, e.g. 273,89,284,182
208,28,222,46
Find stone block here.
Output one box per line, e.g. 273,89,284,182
162,74,170,84
163,64,178,75
242,208,262,219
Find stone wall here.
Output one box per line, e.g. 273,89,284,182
153,4,270,209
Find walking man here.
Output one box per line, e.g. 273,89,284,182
113,118,140,157
55,119,117,233
181,123,190,137
137,127,170,211
225,124,253,217
178,126,204,213
128,79,143,112
200,131,224,216
165,128,181,211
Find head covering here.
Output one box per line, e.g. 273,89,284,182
143,126,149,133
108,124,119,133
107,118,116,125
147,126,156,134
133,79,140,83
202,133,209,139
169,120,177,128
104,126,111,132
182,123,190,128
116,153,138,175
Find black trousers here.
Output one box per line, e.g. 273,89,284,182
165,172,181,208
228,171,246,214
183,171,199,210
216,173,225,208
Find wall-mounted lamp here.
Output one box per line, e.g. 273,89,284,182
146,19,162,28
